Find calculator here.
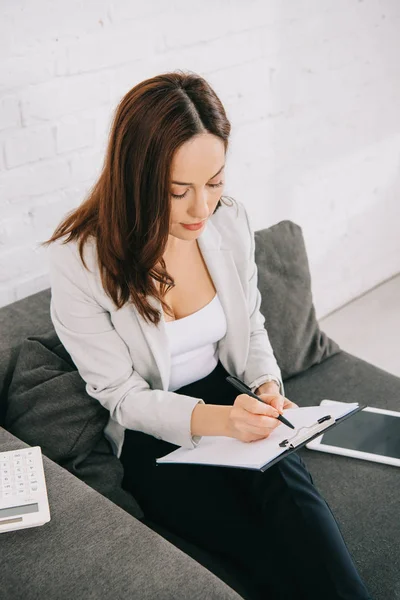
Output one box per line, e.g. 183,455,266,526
0,446,51,533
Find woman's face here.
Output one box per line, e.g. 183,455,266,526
167,133,226,249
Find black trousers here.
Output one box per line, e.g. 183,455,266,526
120,360,372,600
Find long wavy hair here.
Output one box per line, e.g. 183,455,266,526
40,70,234,326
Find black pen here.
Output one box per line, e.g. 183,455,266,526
225,375,295,430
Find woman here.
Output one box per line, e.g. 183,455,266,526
43,71,372,600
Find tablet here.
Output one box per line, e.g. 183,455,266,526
306,400,400,467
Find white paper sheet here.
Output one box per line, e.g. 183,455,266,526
156,402,359,469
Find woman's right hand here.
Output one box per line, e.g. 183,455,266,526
226,393,282,442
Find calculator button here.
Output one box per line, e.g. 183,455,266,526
14,460,22,467
15,467,22,474
3,484,12,491
17,489,25,495
30,484,38,492
27,458,34,465
4,490,12,497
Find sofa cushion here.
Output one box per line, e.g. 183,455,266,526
5,329,144,520
254,220,341,380
0,288,53,425
0,427,242,600
284,350,400,600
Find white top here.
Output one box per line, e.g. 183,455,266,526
165,293,227,391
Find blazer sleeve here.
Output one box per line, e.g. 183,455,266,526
240,205,285,397
48,239,204,449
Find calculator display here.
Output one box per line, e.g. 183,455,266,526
0,503,39,518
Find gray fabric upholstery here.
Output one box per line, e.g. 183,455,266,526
255,221,341,379
0,288,53,425
3,330,255,597
5,329,144,520
0,427,242,600
5,330,109,460
285,351,400,600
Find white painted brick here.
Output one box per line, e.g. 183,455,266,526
93,106,113,153
206,60,273,125
0,12,15,59
0,211,35,249
13,272,50,303
20,72,111,125
109,0,170,22
1,195,33,220
0,271,50,308
159,1,312,51
1,0,400,322
136,26,279,85
4,125,55,169
0,285,16,309
27,195,78,241
69,149,103,183
56,114,96,154
0,185,87,241
0,196,72,251
1,0,112,58
0,244,44,284
0,49,59,93
109,62,161,103
58,182,94,213
0,97,20,131
161,9,251,50
0,159,70,203
66,20,162,75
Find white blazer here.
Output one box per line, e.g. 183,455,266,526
48,198,284,458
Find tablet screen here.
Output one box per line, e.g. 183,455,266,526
320,410,400,459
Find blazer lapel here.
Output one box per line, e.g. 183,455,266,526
136,217,250,391
197,231,250,381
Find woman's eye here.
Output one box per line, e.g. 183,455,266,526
171,190,189,199
171,181,224,199
208,180,224,189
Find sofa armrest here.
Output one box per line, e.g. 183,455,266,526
0,427,242,600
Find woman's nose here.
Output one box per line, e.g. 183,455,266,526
190,194,210,219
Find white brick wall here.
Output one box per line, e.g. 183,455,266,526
0,0,399,319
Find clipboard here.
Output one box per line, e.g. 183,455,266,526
257,403,366,472
156,403,367,471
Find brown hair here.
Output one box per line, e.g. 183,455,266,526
40,70,234,326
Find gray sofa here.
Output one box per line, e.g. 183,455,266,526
1,220,399,600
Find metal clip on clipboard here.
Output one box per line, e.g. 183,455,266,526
279,415,335,449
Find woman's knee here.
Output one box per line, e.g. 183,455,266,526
277,452,315,486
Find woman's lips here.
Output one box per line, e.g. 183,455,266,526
181,221,205,231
